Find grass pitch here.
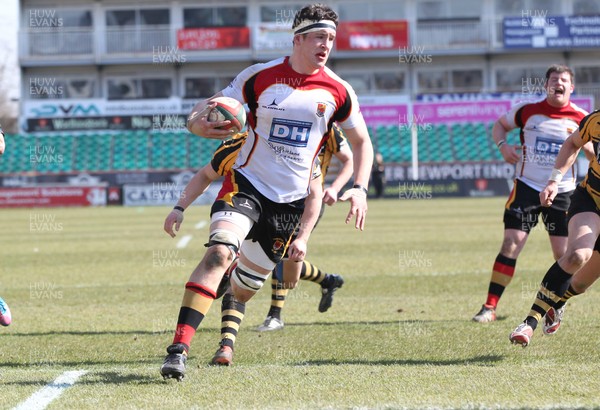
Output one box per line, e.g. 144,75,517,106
1,197,600,409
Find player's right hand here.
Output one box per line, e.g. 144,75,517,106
164,209,184,238
500,144,521,164
187,103,234,139
540,182,558,207
339,187,368,231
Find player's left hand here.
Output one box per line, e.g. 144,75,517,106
339,188,367,231
322,187,338,206
164,209,184,238
287,238,308,262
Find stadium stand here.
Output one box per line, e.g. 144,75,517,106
0,133,222,174
0,125,525,175
370,122,521,164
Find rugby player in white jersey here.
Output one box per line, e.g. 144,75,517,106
160,3,373,380
472,65,592,324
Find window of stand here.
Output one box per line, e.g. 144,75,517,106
107,78,172,100
337,1,405,21
184,76,235,99
259,4,304,23
417,0,481,21
339,71,405,94
106,8,170,27
494,67,547,93
183,6,247,28
573,0,600,15
28,77,96,99
418,69,483,93
25,8,93,28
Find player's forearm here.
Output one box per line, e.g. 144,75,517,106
492,121,509,147
553,136,582,175
330,157,353,194
296,183,322,242
176,167,214,209
351,140,374,188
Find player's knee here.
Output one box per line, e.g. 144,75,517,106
204,245,233,270
565,248,592,269
231,283,254,303
500,235,523,257
231,260,269,294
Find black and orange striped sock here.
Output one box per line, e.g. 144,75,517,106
267,277,289,320
485,254,517,308
554,284,580,310
173,281,216,352
300,260,327,286
219,293,245,349
524,262,571,329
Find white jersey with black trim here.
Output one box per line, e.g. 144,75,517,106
504,99,588,193
221,56,364,203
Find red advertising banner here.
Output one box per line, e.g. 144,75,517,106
0,187,107,208
336,21,408,50
177,27,250,50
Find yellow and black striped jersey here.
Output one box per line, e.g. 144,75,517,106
210,126,346,180
210,132,248,176
578,110,600,208
318,124,348,178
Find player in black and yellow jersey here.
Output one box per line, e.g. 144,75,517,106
510,110,600,347
256,122,352,332
164,124,353,365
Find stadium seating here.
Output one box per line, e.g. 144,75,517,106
0,124,529,175
370,121,522,164
0,131,223,174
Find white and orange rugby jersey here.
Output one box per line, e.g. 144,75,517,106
505,99,587,193
221,56,364,203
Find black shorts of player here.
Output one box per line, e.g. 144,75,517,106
568,185,600,223
569,186,600,252
211,169,305,264
503,179,571,236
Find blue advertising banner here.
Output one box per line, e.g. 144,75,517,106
504,15,600,49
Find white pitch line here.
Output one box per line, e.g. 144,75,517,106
176,234,193,249
194,220,208,229
13,370,87,410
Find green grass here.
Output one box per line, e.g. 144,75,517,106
2,198,600,409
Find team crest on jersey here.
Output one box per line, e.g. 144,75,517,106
316,102,326,118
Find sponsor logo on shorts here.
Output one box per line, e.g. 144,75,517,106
238,199,253,210
272,238,286,252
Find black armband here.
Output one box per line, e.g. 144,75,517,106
352,184,368,195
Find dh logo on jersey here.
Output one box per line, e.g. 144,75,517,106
534,137,562,155
269,118,312,147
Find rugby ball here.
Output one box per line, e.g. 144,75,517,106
207,97,246,133
0,298,12,326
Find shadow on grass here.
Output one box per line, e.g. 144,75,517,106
0,329,220,337
295,354,505,367
1,371,163,386
0,358,163,368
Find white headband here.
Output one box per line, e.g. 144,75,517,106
293,19,337,35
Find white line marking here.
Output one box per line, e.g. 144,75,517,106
13,370,87,410
195,220,208,230
176,234,193,249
